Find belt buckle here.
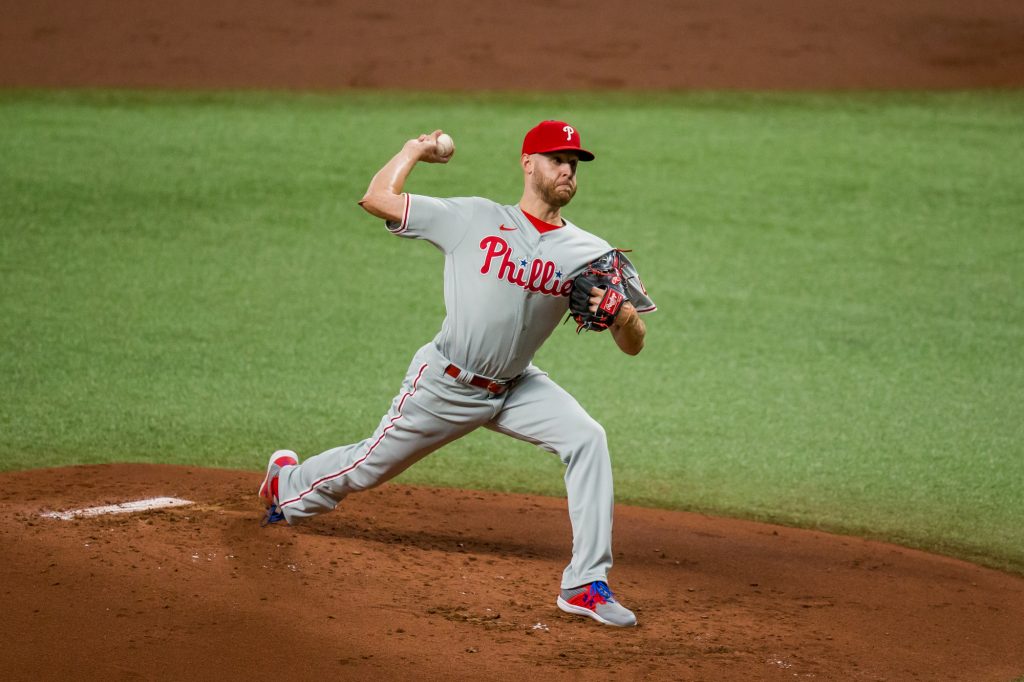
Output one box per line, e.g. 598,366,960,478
486,380,503,394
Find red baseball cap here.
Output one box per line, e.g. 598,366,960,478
522,120,595,161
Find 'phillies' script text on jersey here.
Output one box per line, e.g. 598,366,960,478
479,235,573,297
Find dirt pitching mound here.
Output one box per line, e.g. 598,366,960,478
2,464,1023,680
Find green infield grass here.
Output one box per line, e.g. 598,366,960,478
1,90,1022,573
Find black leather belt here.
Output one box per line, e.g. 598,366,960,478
445,364,514,395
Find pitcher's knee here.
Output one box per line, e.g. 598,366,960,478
560,417,609,464
585,419,607,447
332,462,394,494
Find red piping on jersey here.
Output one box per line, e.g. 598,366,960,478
521,208,564,234
279,362,429,509
397,193,411,233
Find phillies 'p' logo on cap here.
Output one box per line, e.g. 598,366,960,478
522,120,595,161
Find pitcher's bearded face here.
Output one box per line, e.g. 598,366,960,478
531,152,579,207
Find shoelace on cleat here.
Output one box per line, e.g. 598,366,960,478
585,581,614,607
261,504,286,527
574,581,614,609
591,581,614,601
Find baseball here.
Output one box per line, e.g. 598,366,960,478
436,133,455,158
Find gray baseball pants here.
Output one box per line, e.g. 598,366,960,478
276,341,615,589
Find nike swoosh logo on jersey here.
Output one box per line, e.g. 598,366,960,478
499,224,517,231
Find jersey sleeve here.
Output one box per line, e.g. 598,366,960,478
385,193,475,254
616,251,656,313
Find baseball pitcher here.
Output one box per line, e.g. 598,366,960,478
259,120,656,627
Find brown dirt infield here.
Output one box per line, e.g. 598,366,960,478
2,0,1024,90
4,1,1024,680
3,464,1024,681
